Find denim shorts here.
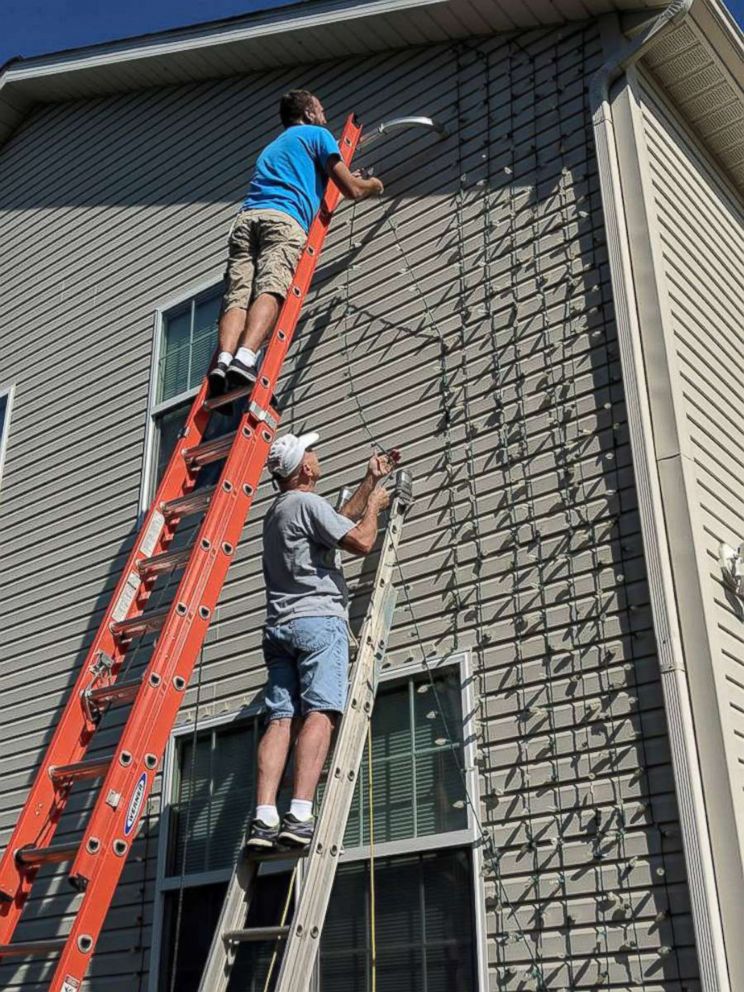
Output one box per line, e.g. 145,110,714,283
263,616,349,721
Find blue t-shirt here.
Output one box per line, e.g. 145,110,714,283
242,124,340,233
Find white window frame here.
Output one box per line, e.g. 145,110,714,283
140,275,223,513
0,382,15,493
147,650,488,992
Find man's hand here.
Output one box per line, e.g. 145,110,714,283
352,170,384,196
367,448,401,480
328,158,384,201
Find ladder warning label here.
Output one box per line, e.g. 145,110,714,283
141,510,164,558
62,978,80,992
124,772,147,836
111,571,141,624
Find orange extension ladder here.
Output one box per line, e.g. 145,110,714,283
0,114,362,992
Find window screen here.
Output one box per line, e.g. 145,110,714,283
168,723,257,876
323,669,468,847
158,291,221,403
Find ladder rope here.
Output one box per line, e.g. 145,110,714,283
367,721,377,992
263,864,300,992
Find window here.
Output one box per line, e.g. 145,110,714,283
0,385,14,492
151,658,481,992
144,285,222,504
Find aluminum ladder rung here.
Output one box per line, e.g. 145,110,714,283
183,433,235,467
49,757,111,784
223,926,289,944
247,847,307,863
161,485,216,519
203,384,254,412
137,546,191,577
111,607,169,639
86,676,142,708
0,938,66,957
15,842,78,868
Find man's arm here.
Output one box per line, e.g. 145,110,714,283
326,156,384,201
340,487,390,556
340,449,400,521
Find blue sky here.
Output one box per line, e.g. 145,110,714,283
0,0,742,66
0,0,300,65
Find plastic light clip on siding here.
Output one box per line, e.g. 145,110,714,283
0,20,703,992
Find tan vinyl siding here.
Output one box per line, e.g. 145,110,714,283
640,84,744,868
0,24,700,991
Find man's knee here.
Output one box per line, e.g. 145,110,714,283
264,716,293,735
304,710,338,732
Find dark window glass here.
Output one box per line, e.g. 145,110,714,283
160,873,294,992
320,849,475,992
161,852,475,992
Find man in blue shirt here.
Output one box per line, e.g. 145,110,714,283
208,90,384,398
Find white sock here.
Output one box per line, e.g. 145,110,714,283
255,804,279,826
235,346,258,368
290,799,313,821
218,350,233,367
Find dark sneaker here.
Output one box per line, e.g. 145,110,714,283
244,817,280,851
226,357,258,391
207,361,229,399
278,813,315,848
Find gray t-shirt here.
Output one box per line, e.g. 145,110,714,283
262,490,355,626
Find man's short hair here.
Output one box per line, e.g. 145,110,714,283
280,89,316,127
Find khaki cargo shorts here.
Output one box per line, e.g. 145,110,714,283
222,208,306,312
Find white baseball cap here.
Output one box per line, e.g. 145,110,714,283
267,431,320,479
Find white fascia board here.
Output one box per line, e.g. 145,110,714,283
0,0,445,82
691,0,744,91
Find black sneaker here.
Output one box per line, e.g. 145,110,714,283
278,813,315,848
207,361,229,399
244,817,280,851
226,357,258,391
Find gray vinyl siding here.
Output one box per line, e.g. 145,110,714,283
639,86,744,870
0,23,701,992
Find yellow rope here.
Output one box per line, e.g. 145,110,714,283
263,863,299,992
367,721,377,992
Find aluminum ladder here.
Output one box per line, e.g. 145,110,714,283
0,113,362,992
198,469,412,992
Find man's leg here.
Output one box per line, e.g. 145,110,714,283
237,292,282,354
227,214,306,387
255,716,296,808
248,627,300,848
226,293,281,388
217,306,248,356
292,711,338,801
278,617,349,845
209,212,255,397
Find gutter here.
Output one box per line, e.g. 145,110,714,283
590,4,731,991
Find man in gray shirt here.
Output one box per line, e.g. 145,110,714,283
248,430,400,849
